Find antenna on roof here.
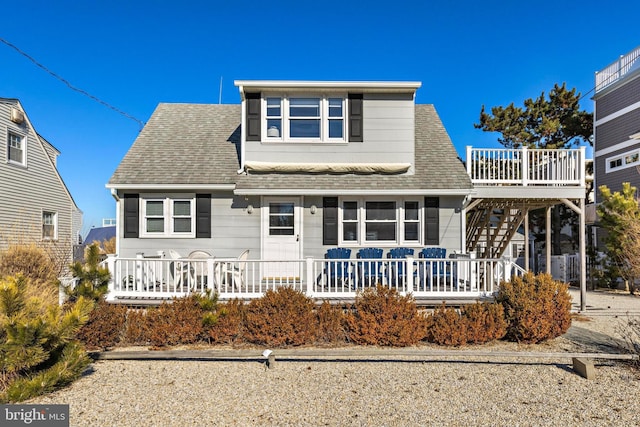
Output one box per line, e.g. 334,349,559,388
218,76,223,104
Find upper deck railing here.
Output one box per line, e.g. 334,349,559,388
466,146,585,187
595,46,640,93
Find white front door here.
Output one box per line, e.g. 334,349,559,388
262,197,301,278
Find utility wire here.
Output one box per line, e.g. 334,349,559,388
0,37,145,130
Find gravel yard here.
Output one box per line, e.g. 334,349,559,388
29,288,640,426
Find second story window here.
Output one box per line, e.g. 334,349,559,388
8,131,25,165
264,96,346,142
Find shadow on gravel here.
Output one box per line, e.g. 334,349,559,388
564,325,626,353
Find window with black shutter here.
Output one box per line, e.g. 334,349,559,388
424,197,439,245
323,197,338,245
348,94,363,142
123,194,139,238
246,92,261,141
196,194,211,238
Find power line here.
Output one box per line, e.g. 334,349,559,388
0,37,145,130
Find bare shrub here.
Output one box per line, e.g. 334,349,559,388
425,304,468,346
315,301,346,345
244,287,317,347
496,272,572,343
344,285,427,346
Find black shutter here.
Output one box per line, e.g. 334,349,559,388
123,194,139,238
323,197,338,245
424,197,439,245
246,92,261,141
348,93,363,142
196,194,211,238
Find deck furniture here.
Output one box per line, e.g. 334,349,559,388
418,247,451,289
216,250,249,291
324,248,352,289
356,247,384,286
386,247,415,285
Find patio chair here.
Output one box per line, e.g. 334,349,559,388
324,248,352,289
386,247,415,285
418,247,450,290
188,250,212,290
216,250,249,291
356,247,384,287
168,250,190,289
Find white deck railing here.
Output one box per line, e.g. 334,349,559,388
103,255,523,302
466,147,585,186
595,46,640,93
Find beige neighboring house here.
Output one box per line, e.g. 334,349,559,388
0,98,82,264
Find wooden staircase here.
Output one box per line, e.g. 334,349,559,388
466,203,527,258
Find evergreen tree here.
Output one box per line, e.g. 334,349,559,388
597,183,640,293
66,242,111,302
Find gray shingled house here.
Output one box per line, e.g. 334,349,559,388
1,98,82,263
105,81,588,306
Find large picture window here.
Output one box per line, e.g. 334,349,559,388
339,198,423,245
264,95,346,142
140,196,195,237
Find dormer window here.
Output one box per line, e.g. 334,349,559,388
263,95,346,142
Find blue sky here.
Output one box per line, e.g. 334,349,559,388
2,0,638,234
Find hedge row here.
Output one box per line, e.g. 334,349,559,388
77,272,571,349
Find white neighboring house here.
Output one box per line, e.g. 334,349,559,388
0,98,82,263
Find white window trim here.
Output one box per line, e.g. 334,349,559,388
139,194,196,238
338,197,423,247
42,210,57,241
605,147,640,173
262,93,347,143
7,128,27,167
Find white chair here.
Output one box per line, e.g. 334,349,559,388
215,250,249,291
168,250,188,289
188,250,212,290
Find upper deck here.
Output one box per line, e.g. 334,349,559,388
466,146,587,200
595,46,640,94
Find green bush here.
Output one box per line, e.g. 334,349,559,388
344,285,427,346
67,243,111,303
495,272,572,343
0,274,92,403
244,287,317,347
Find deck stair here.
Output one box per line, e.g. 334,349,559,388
466,203,527,258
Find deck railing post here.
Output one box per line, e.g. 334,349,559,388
207,258,215,293
305,257,314,296
521,146,529,186
466,146,472,179
579,146,586,187
405,257,414,294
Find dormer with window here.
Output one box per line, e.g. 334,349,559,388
235,81,420,173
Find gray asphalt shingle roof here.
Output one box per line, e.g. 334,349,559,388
108,103,472,192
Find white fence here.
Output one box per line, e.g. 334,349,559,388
103,255,524,302
595,46,640,93
466,147,585,186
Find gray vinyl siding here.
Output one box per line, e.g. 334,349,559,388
595,72,640,120
116,191,262,259
0,101,78,251
595,108,640,151
116,191,466,260
244,93,415,169
594,151,640,203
